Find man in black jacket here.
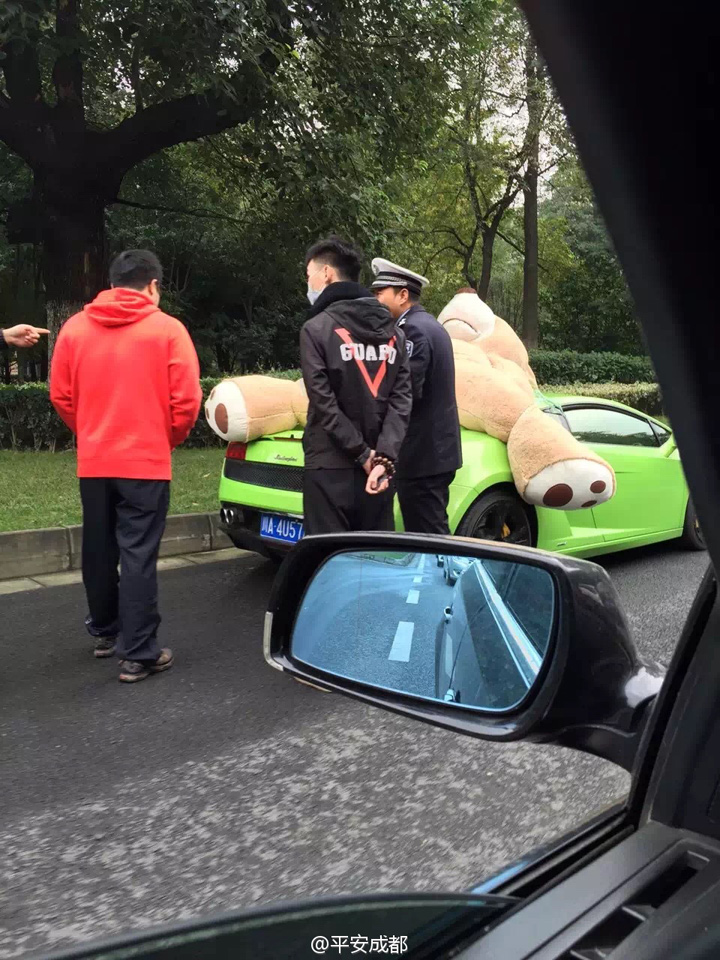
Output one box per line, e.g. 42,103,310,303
301,237,413,534
372,259,462,535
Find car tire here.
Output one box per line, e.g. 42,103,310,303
680,499,705,551
456,488,535,546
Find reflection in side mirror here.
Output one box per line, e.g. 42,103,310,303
291,551,556,713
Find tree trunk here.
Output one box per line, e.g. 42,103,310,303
522,37,542,349
39,173,107,359
522,165,539,347
478,226,498,300
463,265,479,292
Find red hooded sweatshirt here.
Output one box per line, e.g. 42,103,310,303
50,288,202,480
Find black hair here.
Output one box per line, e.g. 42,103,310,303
305,235,363,283
109,250,163,291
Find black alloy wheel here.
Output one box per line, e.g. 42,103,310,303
457,490,534,547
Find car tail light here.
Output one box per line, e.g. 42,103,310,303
226,442,247,461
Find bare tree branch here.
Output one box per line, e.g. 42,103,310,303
423,244,465,275
111,197,252,227
485,175,521,222
103,0,291,174
496,229,549,273
127,0,150,113
130,50,144,113
104,67,270,174
463,158,484,224
0,41,46,164
432,225,468,248
496,230,525,258
539,151,568,177
53,0,85,132
1,38,43,107
204,135,259,177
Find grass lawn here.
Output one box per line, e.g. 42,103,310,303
0,448,223,532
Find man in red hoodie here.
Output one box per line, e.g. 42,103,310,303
51,250,202,683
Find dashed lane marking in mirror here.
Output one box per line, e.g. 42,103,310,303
388,621,415,662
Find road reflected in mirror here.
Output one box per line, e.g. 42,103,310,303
291,551,556,712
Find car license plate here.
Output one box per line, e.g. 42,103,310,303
260,514,304,544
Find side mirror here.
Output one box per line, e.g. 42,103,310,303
264,534,664,772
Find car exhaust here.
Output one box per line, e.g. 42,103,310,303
221,506,240,526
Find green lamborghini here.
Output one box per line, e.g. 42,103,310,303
216,395,703,562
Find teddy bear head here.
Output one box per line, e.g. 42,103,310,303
437,288,496,342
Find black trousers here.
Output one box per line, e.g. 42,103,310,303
80,478,170,663
303,468,395,535
397,471,456,535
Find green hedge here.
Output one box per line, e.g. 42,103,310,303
0,367,661,452
258,354,656,387
542,382,663,417
529,350,655,385
0,384,72,452
0,375,302,452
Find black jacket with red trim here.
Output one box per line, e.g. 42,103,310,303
300,281,412,470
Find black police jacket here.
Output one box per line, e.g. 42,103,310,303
397,303,462,479
300,282,412,470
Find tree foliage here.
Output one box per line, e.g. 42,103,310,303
538,161,643,354
0,0,469,353
0,1,645,377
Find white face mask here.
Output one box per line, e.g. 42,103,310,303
307,266,325,305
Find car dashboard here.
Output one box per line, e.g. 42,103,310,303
459,821,720,959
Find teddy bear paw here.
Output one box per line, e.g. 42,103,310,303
524,459,615,510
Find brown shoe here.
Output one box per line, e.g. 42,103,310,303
118,649,174,683
149,648,174,673
118,660,150,683
93,637,117,658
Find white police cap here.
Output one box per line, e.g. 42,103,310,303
371,258,429,297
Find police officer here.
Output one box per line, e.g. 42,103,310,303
371,259,462,535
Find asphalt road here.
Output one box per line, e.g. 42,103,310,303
0,542,710,958
293,553,455,700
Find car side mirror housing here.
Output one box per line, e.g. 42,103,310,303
264,534,664,772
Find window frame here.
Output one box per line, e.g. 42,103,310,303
651,419,673,446
560,402,662,449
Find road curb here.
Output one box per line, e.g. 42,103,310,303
0,511,231,582
0,548,253,595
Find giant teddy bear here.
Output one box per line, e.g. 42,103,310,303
205,289,615,511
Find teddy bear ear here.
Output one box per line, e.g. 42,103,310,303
457,287,478,295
